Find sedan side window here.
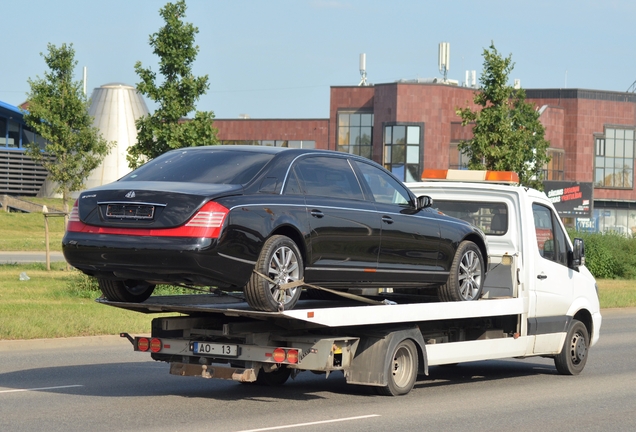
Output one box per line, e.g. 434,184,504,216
355,161,410,205
294,156,364,200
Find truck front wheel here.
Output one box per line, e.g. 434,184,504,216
438,240,484,302
554,319,589,375
376,339,418,396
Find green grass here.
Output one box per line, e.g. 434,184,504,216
0,263,164,340
0,211,65,252
0,263,633,340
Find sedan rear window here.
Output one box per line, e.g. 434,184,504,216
119,150,274,184
434,200,509,236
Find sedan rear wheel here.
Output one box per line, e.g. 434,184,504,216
244,235,304,312
438,240,484,302
98,279,156,303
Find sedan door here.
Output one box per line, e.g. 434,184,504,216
353,161,444,285
293,155,382,284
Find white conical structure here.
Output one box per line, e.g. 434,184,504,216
82,83,149,190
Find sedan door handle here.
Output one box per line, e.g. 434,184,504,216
537,274,547,280
382,216,394,224
310,209,324,218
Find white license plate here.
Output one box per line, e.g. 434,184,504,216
192,342,238,357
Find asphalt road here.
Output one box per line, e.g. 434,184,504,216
0,251,65,264
1,308,635,432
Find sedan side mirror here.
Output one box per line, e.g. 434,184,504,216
416,195,433,210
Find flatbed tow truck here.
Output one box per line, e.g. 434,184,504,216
105,171,602,396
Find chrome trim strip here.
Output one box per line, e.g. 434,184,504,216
97,201,167,207
305,267,448,275
217,252,257,266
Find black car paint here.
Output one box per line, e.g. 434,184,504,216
63,146,487,292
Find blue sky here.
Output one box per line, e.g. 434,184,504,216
2,0,635,119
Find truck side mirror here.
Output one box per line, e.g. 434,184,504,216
570,238,585,269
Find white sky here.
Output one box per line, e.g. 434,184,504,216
2,0,635,119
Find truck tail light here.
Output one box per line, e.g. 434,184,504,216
270,347,299,364
137,337,150,352
286,349,299,364
150,338,162,353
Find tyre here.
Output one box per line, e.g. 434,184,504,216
244,235,304,312
255,366,292,386
438,240,484,302
554,319,589,375
98,279,156,303
376,339,418,396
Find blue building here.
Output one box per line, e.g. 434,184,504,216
0,100,48,195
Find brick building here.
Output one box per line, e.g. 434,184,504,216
215,82,636,234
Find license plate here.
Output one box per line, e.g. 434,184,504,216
106,204,155,219
192,342,238,357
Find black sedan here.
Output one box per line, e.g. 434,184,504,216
63,146,488,311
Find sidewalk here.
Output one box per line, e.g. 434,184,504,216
0,251,66,264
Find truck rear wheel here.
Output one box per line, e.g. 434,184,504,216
376,339,418,396
98,279,155,303
438,240,484,302
554,319,589,375
245,235,303,312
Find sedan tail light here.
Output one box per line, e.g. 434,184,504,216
66,200,229,239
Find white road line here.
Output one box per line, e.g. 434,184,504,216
236,414,381,432
0,385,83,394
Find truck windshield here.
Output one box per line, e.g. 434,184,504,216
434,200,509,236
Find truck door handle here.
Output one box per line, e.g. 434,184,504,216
382,216,394,224
310,209,324,218
537,274,547,280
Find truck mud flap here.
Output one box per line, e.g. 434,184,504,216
170,363,257,382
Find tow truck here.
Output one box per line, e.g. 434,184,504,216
106,170,601,396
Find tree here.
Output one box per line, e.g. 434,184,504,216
127,0,218,169
456,43,551,190
23,43,112,212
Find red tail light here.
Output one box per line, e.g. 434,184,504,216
150,338,162,353
137,337,150,352
286,349,299,364
272,348,286,363
66,201,229,238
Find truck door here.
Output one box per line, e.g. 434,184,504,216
531,203,574,329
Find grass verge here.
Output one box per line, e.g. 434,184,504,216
0,263,635,340
0,212,65,252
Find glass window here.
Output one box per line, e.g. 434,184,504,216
294,156,364,200
337,111,373,159
434,201,508,236
384,124,422,182
0,117,6,147
120,148,273,184
543,148,565,181
595,127,635,189
7,120,19,148
355,160,410,205
532,203,568,266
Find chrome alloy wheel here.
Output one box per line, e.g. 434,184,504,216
458,249,482,300
268,245,301,305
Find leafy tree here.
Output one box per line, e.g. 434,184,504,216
456,43,550,190
23,43,112,212
128,0,218,169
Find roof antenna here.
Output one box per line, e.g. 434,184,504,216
438,42,450,83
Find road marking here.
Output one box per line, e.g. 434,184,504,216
236,414,381,432
0,385,83,394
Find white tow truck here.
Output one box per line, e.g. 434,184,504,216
110,170,601,396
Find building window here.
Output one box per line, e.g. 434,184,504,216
383,124,422,182
219,140,315,149
543,148,565,180
449,142,468,169
594,127,634,189
337,112,373,159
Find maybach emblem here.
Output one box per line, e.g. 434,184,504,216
125,191,136,199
